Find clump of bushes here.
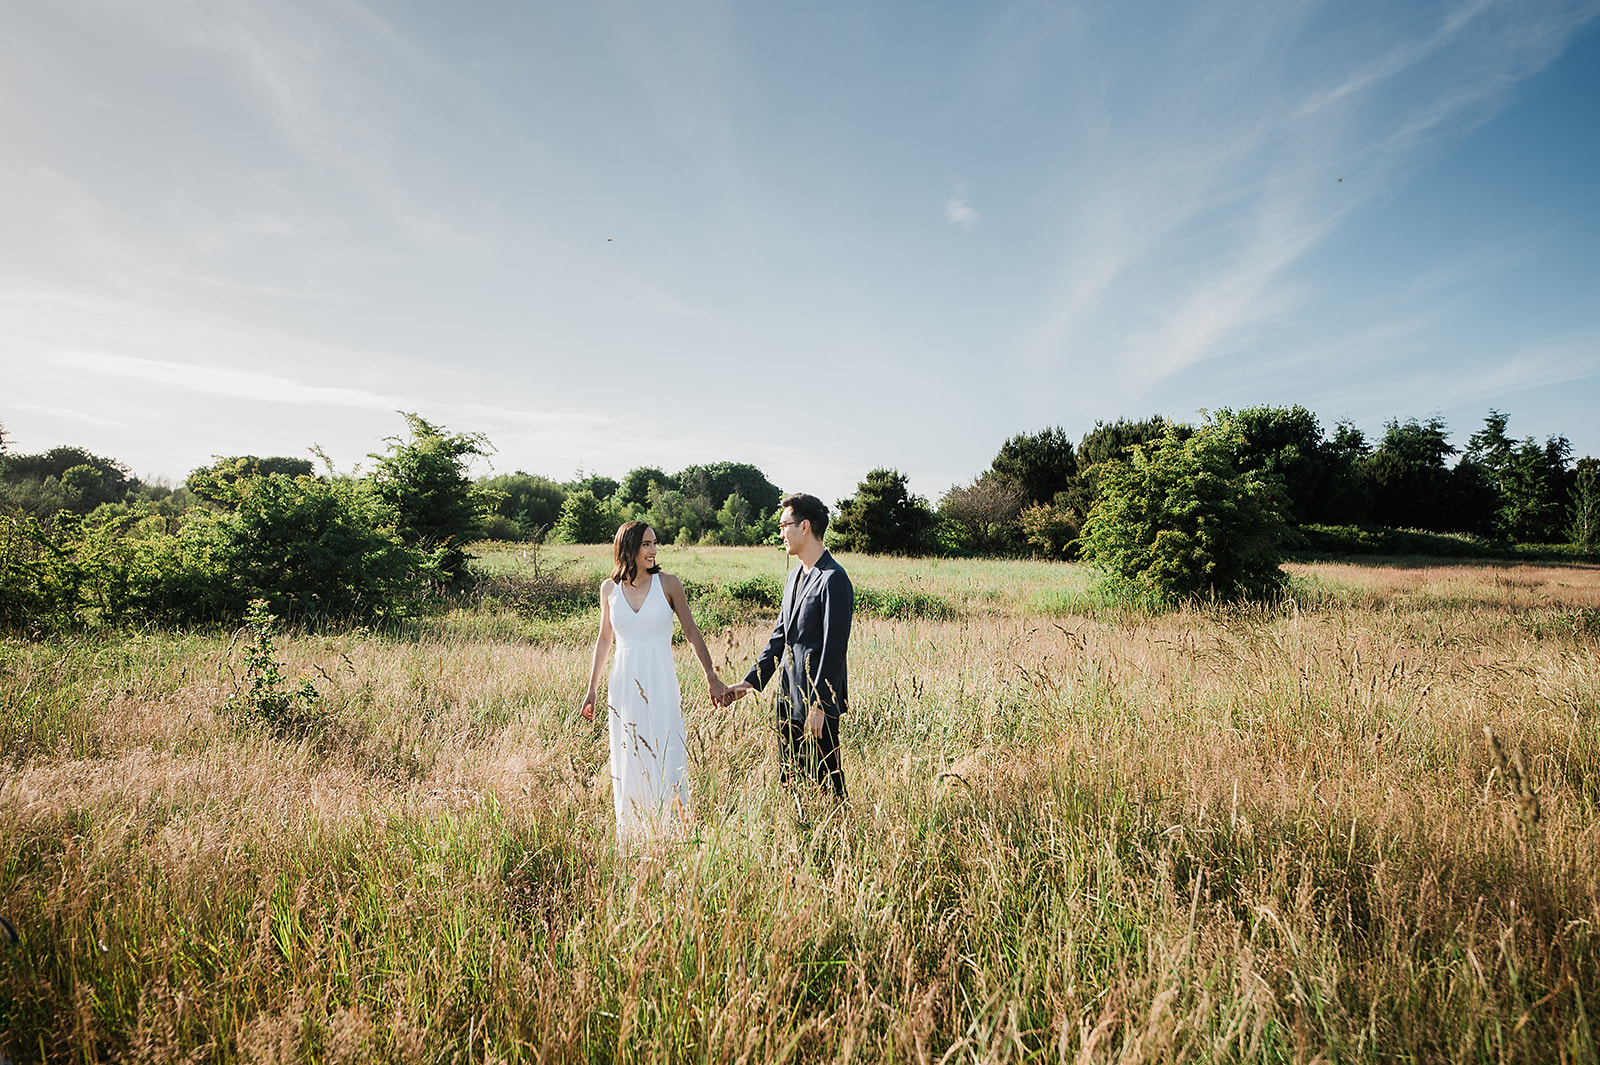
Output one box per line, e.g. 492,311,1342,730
853,587,954,620
722,575,782,609
1079,414,1289,603
0,415,507,634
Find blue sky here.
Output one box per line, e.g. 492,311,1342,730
3,0,1597,505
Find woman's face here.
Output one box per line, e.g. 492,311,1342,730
634,528,658,574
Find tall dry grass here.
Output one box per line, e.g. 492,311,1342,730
2,553,1599,1062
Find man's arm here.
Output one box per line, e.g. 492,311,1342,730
743,614,786,693
722,577,791,706
809,571,852,716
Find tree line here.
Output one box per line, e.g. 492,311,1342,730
481,462,783,547
835,406,1597,558
3,403,1596,628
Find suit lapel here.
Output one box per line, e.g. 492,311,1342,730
788,560,822,633
783,565,804,635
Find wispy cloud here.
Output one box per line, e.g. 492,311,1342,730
53,351,403,408
1435,334,1600,406
124,0,488,248
47,350,618,434
1018,0,1600,387
1299,327,1600,429
13,402,123,427
944,184,979,232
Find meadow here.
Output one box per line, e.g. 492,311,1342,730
3,545,1600,1063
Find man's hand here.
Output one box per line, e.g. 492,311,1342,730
804,706,825,740
721,680,754,707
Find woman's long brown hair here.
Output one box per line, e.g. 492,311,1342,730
611,520,661,585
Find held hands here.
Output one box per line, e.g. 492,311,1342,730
707,675,729,705
804,706,826,740
717,680,753,708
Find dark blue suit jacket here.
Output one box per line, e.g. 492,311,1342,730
744,551,853,721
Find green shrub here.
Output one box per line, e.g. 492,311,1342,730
222,599,323,734
186,455,316,504
853,586,954,620
723,574,782,609
141,472,433,625
369,414,498,583
0,509,186,632
551,491,619,544
478,513,530,542
1018,502,1082,560
1080,415,1289,602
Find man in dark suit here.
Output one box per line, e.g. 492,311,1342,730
723,492,853,797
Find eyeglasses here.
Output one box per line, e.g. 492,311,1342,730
779,519,806,530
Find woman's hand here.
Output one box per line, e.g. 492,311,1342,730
708,675,729,705
580,691,597,721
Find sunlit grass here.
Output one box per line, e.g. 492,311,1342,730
4,552,1600,1061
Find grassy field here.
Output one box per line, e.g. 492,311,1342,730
3,547,1600,1062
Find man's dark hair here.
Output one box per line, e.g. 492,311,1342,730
781,492,829,538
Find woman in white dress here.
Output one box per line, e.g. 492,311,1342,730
580,521,727,845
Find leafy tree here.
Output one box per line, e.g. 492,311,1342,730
552,490,617,544
1330,420,1371,461
640,486,701,544
617,467,678,510
712,492,757,546
1360,416,1458,531
1218,405,1368,525
1571,457,1600,548
938,473,1027,555
1465,410,1516,473
1078,416,1177,469
478,472,566,539
830,469,936,555
677,462,781,518
1,445,138,516
369,414,498,583
186,456,316,504
1080,416,1289,602
567,472,621,502
1465,410,1573,542
988,426,1077,506
1061,416,1179,519
1442,456,1501,537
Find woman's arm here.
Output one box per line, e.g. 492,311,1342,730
580,579,615,721
662,573,727,703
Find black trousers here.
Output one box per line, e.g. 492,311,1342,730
779,713,846,798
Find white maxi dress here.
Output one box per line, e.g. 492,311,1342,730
606,574,691,844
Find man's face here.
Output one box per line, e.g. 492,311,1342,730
779,506,808,556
